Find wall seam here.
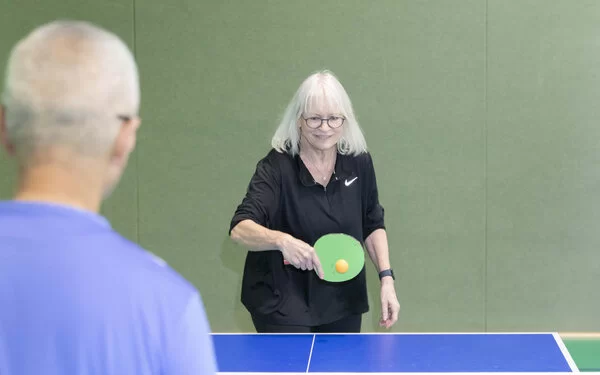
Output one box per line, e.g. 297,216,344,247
484,0,489,332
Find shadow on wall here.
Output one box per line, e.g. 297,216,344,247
219,235,254,332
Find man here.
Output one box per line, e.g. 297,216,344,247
0,20,217,374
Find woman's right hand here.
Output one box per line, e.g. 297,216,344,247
279,235,324,279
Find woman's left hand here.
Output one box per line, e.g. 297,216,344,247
379,279,400,329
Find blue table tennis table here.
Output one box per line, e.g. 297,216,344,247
212,332,586,374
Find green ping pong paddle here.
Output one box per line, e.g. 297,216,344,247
313,233,365,282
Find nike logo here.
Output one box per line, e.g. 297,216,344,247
345,177,358,186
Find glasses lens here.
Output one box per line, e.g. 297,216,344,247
329,117,344,128
306,117,322,128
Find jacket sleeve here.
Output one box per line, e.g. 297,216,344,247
362,152,386,240
229,154,281,233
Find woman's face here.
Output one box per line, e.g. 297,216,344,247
299,101,345,153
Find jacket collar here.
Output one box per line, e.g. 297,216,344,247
296,152,354,187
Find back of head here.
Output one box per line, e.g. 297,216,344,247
0,21,218,375
1,20,140,164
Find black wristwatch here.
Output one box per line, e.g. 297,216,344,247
379,268,395,281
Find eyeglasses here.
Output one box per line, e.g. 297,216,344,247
302,116,345,129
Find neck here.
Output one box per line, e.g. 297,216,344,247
299,141,337,165
14,161,105,213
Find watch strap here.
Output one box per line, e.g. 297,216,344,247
379,268,395,280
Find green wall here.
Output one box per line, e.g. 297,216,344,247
1,0,599,333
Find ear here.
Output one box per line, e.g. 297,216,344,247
0,105,16,157
111,116,141,166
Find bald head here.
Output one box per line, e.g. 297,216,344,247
1,20,140,163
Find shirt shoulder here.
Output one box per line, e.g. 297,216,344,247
355,151,375,165
253,148,297,179
338,151,375,174
109,236,198,296
262,148,294,167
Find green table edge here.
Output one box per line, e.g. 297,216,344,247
561,335,600,372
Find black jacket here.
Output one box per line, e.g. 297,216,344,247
229,148,385,326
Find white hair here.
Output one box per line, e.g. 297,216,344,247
271,70,367,156
1,20,140,162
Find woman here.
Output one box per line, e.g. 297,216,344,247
229,70,400,333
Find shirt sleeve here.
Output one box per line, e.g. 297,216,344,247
229,154,281,233
362,152,386,240
162,292,218,374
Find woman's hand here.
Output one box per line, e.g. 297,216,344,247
379,278,400,329
279,235,324,279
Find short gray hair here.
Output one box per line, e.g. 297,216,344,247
271,70,367,156
1,20,139,162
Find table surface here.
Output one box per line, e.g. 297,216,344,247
211,332,584,374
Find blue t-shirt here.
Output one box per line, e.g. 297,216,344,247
0,201,217,375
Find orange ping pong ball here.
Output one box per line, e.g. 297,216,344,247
335,259,349,273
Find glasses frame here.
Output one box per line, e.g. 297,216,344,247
302,115,346,129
